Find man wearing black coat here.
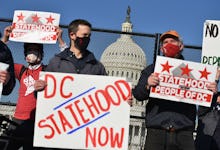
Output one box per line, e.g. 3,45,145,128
132,30,217,150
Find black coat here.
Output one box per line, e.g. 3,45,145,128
46,48,106,75
0,40,15,95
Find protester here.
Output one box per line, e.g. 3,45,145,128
5,41,46,150
0,29,15,149
35,19,106,83
55,23,133,107
132,30,217,150
0,29,15,95
33,19,106,149
195,70,220,150
1,25,66,150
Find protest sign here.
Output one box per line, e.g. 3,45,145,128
9,10,60,44
150,56,217,107
201,20,220,67
0,62,9,100
34,72,131,150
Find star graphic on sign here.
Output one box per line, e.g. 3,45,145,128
52,35,57,40
46,15,55,24
17,13,25,21
199,67,211,80
180,64,193,77
161,60,173,73
32,14,40,23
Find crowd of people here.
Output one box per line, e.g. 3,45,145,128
0,18,219,150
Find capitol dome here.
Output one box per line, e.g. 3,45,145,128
100,8,147,149
100,7,147,83
101,34,146,70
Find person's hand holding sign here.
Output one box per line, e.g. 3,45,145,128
146,73,159,90
0,70,10,85
1,25,13,44
56,26,68,51
126,95,133,106
207,69,220,94
207,82,218,94
34,79,47,92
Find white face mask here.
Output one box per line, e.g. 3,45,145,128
26,53,40,64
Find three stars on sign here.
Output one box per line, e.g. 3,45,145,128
17,12,55,24
161,60,211,80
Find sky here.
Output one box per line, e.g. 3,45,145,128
0,0,220,103
0,0,220,46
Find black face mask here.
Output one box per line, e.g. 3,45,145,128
74,36,90,52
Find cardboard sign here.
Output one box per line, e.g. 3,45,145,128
34,72,131,150
9,10,60,44
201,20,220,67
0,62,9,100
150,56,217,107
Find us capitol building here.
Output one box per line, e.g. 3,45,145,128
100,7,147,149
0,7,148,150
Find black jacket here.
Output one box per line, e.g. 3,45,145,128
0,41,15,95
46,48,106,75
197,92,220,119
133,62,196,131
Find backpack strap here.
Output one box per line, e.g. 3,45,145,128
18,65,27,81
41,64,47,71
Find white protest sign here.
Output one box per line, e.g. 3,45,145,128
34,72,131,150
9,10,60,44
0,62,9,100
150,56,217,107
201,20,220,67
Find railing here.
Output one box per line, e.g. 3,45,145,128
0,18,202,150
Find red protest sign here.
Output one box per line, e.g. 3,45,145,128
150,56,217,107
10,10,60,44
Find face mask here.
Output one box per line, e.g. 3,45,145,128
25,51,41,65
162,43,181,58
26,53,38,64
74,36,90,52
